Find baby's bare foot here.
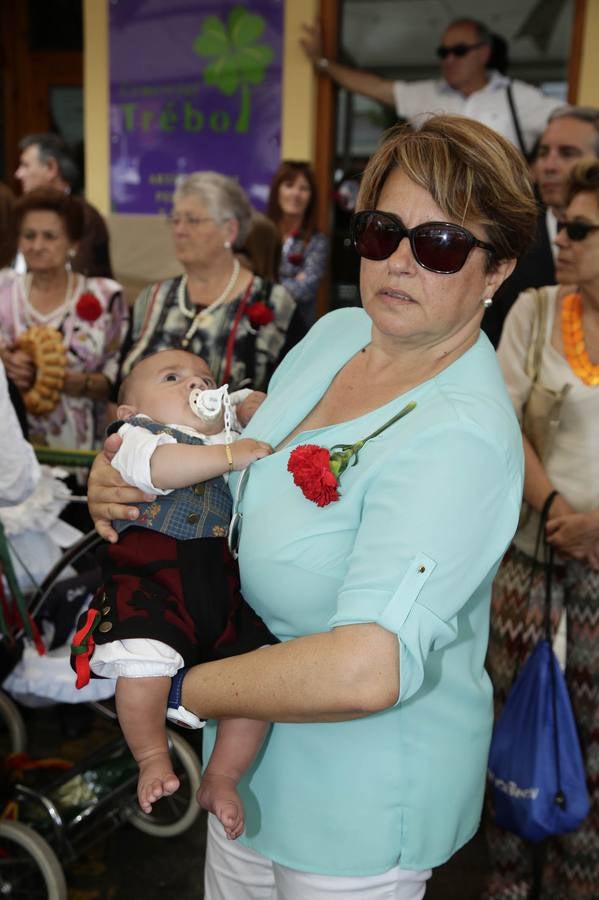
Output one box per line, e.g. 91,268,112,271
197,773,245,839
138,751,180,814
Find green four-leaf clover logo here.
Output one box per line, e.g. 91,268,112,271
193,5,274,133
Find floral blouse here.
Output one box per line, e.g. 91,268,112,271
119,275,302,392
0,274,129,450
279,230,329,328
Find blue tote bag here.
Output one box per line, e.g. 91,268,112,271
488,492,590,843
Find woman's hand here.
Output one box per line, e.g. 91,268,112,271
88,433,155,543
299,19,323,63
62,370,85,398
547,494,576,519
546,510,599,559
3,348,35,391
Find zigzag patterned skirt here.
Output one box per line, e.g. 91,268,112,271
483,545,599,900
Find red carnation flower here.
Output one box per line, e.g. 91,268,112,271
287,444,340,507
287,401,417,508
76,292,103,322
246,301,274,328
287,252,304,266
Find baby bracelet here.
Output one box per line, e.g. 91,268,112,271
224,443,234,472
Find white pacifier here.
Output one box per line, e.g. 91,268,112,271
189,383,233,443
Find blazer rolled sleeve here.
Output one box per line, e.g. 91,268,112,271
328,424,521,703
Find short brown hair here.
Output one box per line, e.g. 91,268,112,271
267,161,318,234
357,116,537,268
565,157,599,205
15,187,84,242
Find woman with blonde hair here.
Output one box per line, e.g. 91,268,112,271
89,116,535,898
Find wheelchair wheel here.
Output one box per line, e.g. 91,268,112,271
0,689,27,754
129,730,201,837
0,820,67,899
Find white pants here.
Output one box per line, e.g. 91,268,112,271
204,814,431,900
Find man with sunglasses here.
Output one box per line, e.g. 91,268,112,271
483,105,599,347
301,17,560,156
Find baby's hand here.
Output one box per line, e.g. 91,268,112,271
236,391,267,428
231,438,273,470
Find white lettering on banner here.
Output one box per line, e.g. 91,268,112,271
488,769,540,800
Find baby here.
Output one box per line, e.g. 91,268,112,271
72,349,274,839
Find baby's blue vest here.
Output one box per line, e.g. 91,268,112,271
114,417,232,540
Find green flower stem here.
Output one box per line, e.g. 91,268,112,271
358,400,416,443
329,400,416,480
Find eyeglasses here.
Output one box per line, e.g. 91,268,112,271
350,210,495,274
436,41,487,59
556,220,599,241
167,214,214,228
228,466,250,559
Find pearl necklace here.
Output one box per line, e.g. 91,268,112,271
177,258,240,313
23,270,75,323
178,258,241,350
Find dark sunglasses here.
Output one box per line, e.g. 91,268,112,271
350,210,495,274
556,220,599,241
436,41,487,59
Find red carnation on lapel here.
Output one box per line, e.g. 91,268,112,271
246,301,274,328
76,292,103,322
287,401,417,508
288,445,341,507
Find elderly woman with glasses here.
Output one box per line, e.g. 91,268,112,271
118,172,304,393
87,116,536,899
485,158,599,900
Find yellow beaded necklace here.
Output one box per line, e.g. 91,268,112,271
561,292,599,385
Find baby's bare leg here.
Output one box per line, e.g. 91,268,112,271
115,676,179,814
198,718,269,840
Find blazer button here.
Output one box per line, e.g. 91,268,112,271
102,606,111,615
99,621,113,633
187,514,200,524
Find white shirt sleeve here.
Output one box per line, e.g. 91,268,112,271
111,422,177,495
0,362,40,507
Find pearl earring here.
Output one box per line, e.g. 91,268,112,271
224,240,231,250
482,297,493,308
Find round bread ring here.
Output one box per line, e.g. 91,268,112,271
17,324,67,415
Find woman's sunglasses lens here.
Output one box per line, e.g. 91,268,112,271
413,226,470,273
568,223,590,241
356,215,401,260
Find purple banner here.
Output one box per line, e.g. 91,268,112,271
109,0,283,214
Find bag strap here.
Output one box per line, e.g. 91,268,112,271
506,83,528,157
538,497,567,812
527,489,558,641
524,287,549,382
